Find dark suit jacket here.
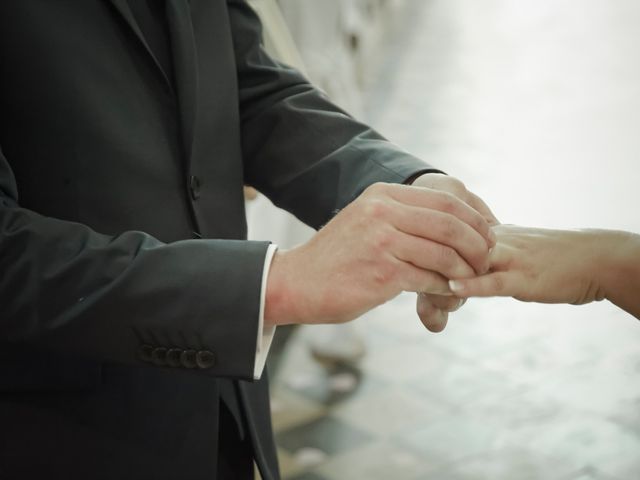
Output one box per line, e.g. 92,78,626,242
0,1,434,478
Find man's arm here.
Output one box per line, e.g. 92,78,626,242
0,146,270,380
227,0,497,330
227,1,498,330
227,0,440,228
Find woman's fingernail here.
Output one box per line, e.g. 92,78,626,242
449,280,463,293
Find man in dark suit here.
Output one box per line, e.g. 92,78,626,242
0,1,496,478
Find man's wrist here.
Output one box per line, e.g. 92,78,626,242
264,249,298,327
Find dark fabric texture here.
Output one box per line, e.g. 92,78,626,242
0,0,434,478
127,0,174,83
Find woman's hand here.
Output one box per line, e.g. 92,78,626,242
449,225,640,319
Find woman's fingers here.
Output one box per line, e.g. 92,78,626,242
449,272,515,298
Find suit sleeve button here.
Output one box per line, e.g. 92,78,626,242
166,348,182,367
180,349,197,369
138,344,154,363
196,350,216,369
151,347,168,366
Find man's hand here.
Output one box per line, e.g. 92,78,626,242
410,173,499,332
410,173,498,225
264,175,496,329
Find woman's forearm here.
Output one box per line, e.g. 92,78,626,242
450,225,640,321
600,231,640,319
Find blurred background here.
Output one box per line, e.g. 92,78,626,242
246,1,640,479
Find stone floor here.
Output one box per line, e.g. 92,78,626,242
266,1,640,479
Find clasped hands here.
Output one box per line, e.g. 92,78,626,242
265,173,640,328
264,172,499,331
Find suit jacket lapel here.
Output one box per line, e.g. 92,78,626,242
165,0,199,161
108,0,173,89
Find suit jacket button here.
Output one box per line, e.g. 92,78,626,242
166,348,182,368
138,344,154,363
151,347,168,366
180,349,197,369
196,350,216,369
189,175,201,200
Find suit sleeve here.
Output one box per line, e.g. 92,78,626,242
0,146,267,381
227,0,440,229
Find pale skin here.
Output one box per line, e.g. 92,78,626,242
264,173,499,331
449,225,640,320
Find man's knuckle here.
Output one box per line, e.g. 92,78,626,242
362,198,390,221
365,182,388,197
449,177,467,193
371,229,394,252
437,192,458,214
372,262,397,286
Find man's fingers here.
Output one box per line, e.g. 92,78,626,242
400,263,452,295
393,231,476,279
406,173,498,240
416,292,465,334
467,191,500,227
449,272,514,298
388,186,494,249
416,294,449,332
427,293,466,312
393,206,491,274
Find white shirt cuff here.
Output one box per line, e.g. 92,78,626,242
253,243,278,380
